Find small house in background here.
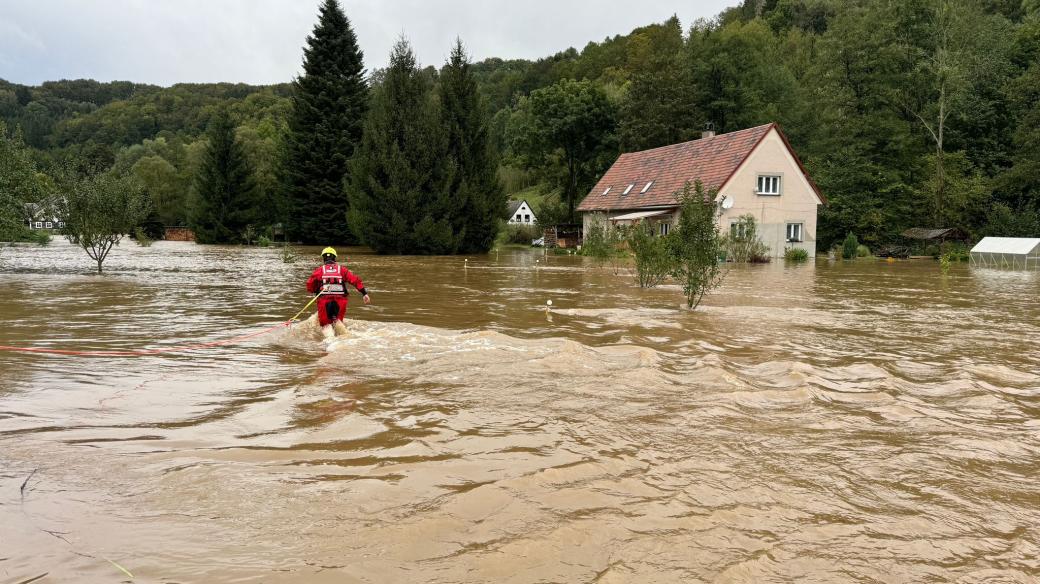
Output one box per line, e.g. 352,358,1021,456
577,123,826,258
970,237,1040,269
23,201,64,231
506,199,537,225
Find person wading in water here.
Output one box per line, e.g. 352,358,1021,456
306,247,370,339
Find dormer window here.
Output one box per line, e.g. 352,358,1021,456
757,175,781,195
640,181,654,194
622,184,634,195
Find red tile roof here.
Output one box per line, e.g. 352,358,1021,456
577,123,823,211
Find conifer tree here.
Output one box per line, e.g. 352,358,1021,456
347,39,457,254
440,39,506,253
191,109,259,244
282,0,367,244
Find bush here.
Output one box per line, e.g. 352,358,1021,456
784,247,809,262
940,241,969,262
256,234,272,247
500,223,541,245
28,230,52,246
724,214,771,262
842,233,859,259
133,227,153,247
856,244,871,257
281,238,297,263
627,222,671,288
580,222,623,259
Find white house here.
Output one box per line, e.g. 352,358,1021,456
23,201,64,231
506,199,537,225
577,123,826,258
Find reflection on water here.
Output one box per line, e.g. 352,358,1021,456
1,241,1038,583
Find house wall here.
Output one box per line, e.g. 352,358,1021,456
717,128,821,257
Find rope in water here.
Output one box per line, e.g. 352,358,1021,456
0,296,320,357
0,321,295,357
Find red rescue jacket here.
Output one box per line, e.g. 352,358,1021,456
307,262,365,296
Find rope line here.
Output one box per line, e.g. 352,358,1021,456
0,321,294,357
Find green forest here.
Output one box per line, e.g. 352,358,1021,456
2,0,1039,252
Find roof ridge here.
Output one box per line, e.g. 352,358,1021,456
619,122,775,157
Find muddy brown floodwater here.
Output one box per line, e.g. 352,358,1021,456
1,241,1038,583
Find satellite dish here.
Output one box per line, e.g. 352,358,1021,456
719,195,734,210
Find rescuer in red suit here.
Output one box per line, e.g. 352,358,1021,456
306,247,370,339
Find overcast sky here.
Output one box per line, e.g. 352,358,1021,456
0,0,734,86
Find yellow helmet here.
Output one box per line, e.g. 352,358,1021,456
321,247,337,258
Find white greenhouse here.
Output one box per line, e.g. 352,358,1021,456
969,237,1040,269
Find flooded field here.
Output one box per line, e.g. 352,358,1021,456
1,241,1038,583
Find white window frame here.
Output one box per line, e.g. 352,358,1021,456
602,186,612,195
730,222,748,239
640,181,654,194
524,214,530,223
58,221,65,228
786,222,803,243
757,174,782,196
34,221,43,229
622,184,634,195
659,222,670,236
515,214,522,222
45,221,53,228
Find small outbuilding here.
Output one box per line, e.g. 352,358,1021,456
901,228,967,243
969,237,1040,269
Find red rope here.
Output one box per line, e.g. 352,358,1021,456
0,321,292,357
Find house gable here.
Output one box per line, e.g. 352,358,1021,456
506,199,537,224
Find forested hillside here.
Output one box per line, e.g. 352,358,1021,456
2,0,1038,248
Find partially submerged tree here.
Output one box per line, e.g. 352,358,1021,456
282,0,368,244
627,220,671,288
0,122,46,242
191,109,259,244
62,170,150,273
666,182,723,309
347,38,456,254
441,39,506,253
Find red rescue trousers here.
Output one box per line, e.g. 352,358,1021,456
317,295,348,327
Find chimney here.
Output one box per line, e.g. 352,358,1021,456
701,122,716,140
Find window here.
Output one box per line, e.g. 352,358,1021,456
45,222,53,228
640,181,654,194
524,214,530,223
659,222,670,236
786,223,803,242
757,175,781,195
730,222,748,239
515,214,522,221
34,222,42,229
622,184,635,195
603,186,612,195
58,221,65,228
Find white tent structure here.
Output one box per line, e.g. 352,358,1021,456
970,237,1040,269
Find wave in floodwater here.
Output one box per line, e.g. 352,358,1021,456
0,242,1038,583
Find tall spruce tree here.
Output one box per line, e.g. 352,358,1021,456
347,39,457,254
191,109,259,244
441,39,505,253
283,0,367,244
